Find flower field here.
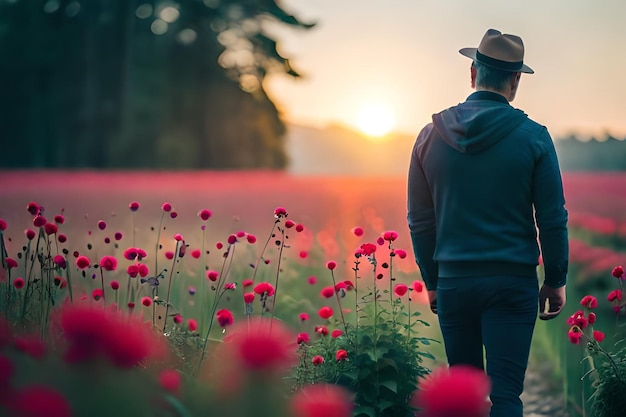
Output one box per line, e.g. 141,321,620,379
0,169,625,417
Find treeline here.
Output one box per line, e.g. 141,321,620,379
0,1,313,169
555,134,626,171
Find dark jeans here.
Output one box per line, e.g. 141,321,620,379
437,275,538,417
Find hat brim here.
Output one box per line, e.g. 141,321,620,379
459,47,534,74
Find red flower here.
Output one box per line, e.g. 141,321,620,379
593,330,605,343
123,247,139,260
161,202,172,212
6,385,72,417
141,296,152,307
0,219,6,231
382,230,399,242
26,202,40,216
97,220,107,230
75,255,90,270
394,249,408,259
312,355,324,365
612,265,624,279
44,222,58,235
198,209,212,221
315,325,329,336
608,289,622,302
174,233,183,242
588,312,597,324
170,211,178,219
253,282,275,296
173,314,183,324
191,249,201,259
25,229,36,240
242,279,253,287
99,256,117,271
299,312,309,321
110,280,120,290
227,234,237,244
243,292,255,304
33,215,47,228
297,332,310,344
206,270,219,282
331,329,343,338
318,306,334,319
164,251,174,260
376,237,385,245
290,384,353,417
285,219,295,228
299,250,308,259
295,223,304,232
394,283,408,297
321,286,335,298
326,260,337,270
567,311,588,328
360,243,376,256
352,226,364,237
274,207,288,218
158,369,181,394
5,258,18,269
568,326,583,344
580,295,598,309
188,318,198,332
13,277,25,289
127,264,139,277
129,201,140,211
413,365,491,417
335,349,348,361
216,309,234,327
412,280,424,293
92,288,104,301
307,276,317,285
53,255,67,269
137,263,149,277
114,232,123,241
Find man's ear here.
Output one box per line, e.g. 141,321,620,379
470,64,477,89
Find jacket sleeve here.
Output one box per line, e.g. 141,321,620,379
407,126,438,290
533,128,569,288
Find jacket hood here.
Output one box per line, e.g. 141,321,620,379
432,91,528,153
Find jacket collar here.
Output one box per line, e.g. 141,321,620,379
467,90,510,104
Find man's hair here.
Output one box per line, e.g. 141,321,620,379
473,61,517,91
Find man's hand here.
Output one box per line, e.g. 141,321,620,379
427,290,437,314
539,284,566,320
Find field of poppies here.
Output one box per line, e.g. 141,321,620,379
0,170,624,417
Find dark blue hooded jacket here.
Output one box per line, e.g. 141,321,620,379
407,91,568,290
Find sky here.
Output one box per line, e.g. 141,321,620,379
264,0,626,139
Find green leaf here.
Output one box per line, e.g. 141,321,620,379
380,379,398,393
353,405,377,417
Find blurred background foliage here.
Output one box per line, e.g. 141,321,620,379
0,0,313,169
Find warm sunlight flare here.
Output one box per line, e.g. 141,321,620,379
355,103,396,138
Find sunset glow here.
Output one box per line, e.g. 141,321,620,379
355,103,396,138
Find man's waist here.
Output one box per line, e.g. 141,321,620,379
438,261,538,278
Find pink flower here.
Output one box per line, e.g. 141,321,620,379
13,277,25,289
97,220,107,230
331,329,343,338
6,385,72,417
612,265,624,279
299,312,309,321
315,325,329,336
161,202,172,212
236,231,246,238
99,256,117,271
312,355,324,365
246,234,257,244
114,232,123,241
191,249,201,259
75,255,90,270
164,251,174,260
242,279,254,287
297,332,310,344
206,270,219,282
243,292,255,304
57,233,67,243
0,219,6,231
376,237,385,245
198,209,212,221
174,233,183,242
382,230,399,242
123,247,139,260
158,369,181,394
290,384,353,417
295,223,304,232
567,311,588,328
274,207,288,218
173,314,183,324
413,365,491,417
360,243,377,256
227,234,237,244
26,202,40,216
299,250,308,259
285,220,295,228
141,296,152,307
568,327,583,344
588,312,597,324
5,258,18,269
188,318,198,332
394,249,408,259
321,286,335,298
170,211,178,219
580,295,598,309
33,215,47,228
25,229,36,240
608,289,622,302
352,226,364,237
326,260,337,270
335,349,348,361
92,288,104,301
217,309,234,327
394,283,409,297
44,222,58,235
129,201,140,211
253,282,275,296
307,276,317,285
412,280,424,293
593,330,605,343
110,280,120,290
318,306,333,319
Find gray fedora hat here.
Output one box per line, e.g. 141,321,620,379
460,29,534,74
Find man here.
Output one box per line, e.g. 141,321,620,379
407,29,568,417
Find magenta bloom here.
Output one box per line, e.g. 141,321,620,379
24,229,36,240
227,234,237,244
6,385,72,417
164,251,174,260
173,233,183,242
612,265,624,279
54,214,65,224
321,286,335,299
26,202,40,215
92,288,104,301
97,220,106,231
297,332,310,344
206,270,219,282
593,330,605,343
274,207,287,218
13,277,25,289
173,314,183,324
352,226,364,237
394,284,409,297
307,276,317,285
243,292,255,304
128,201,140,211
295,223,304,232
331,329,343,338
57,233,67,243
53,255,67,269
608,289,622,302
216,309,234,327
285,219,295,228
75,255,90,270
191,249,201,259
188,318,198,332
580,295,598,309
394,249,408,259
44,222,58,235
110,280,120,290
246,234,257,244
0,219,6,231
413,280,424,293
99,256,117,271
253,282,275,296
318,306,334,319
242,279,253,287
360,243,377,256
382,230,399,242
141,296,152,307
568,327,583,344
326,260,337,271
158,369,181,394
312,355,324,365
198,209,212,221
5,258,18,269
335,349,348,361
114,232,123,241
299,312,309,321
161,202,172,212
33,215,47,228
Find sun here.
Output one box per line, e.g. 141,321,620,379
355,103,396,138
